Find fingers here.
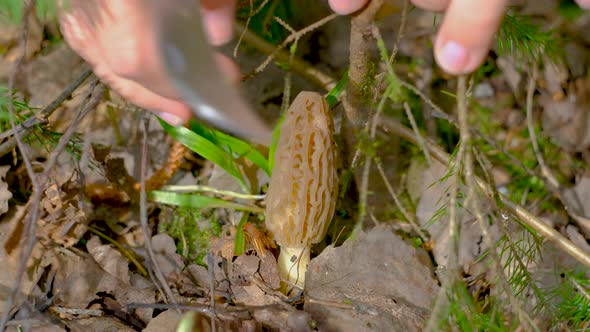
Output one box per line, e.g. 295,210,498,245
215,53,241,85
576,0,590,8
328,0,369,15
201,0,236,46
432,0,508,75
99,66,193,125
410,0,449,11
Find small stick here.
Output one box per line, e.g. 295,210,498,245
139,117,177,305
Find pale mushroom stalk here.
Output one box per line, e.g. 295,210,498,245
277,247,310,288
265,91,339,291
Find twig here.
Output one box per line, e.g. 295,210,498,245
1,3,38,327
343,0,385,126
388,0,408,64
127,302,295,320
139,117,177,305
525,66,559,190
403,102,432,166
233,0,270,58
241,13,338,81
374,159,428,241
51,306,103,316
235,22,335,91
570,276,590,302
353,93,388,232
451,76,470,269
207,253,217,332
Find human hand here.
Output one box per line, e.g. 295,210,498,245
329,0,590,75
59,0,239,126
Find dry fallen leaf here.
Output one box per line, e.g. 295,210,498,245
143,310,183,332
562,176,590,237
151,233,184,279
305,224,437,331
0,166,12,216
541,96,590,152
86,235,130,285
63,317,135,332
409,158,501,269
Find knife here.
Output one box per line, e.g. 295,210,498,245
151,0,272,145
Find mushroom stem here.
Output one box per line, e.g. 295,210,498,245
277,246,310,290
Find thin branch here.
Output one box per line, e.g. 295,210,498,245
525,66,559,190
375,159,428,241
0,2,37,327
233,0,270,57
343,0,385,126
403,102,432,166
235,22,336,91
241,13,338,81
139,117,177,305
388,0,408,64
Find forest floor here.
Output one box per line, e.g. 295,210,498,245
1,1,590,331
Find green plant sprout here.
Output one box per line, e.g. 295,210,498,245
497,11,562,64
0,86,35,131
0,0,57,25
1,86,87,161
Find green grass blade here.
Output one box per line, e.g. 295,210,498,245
188,120,270,176
233,212,250,256
267,112,284,175
326,69,349,108
159,119,249,193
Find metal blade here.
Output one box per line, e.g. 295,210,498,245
152,0,271,144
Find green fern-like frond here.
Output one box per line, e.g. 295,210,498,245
0,0,58,25
497,225,548,314
552,270,590,329
497,11,561,64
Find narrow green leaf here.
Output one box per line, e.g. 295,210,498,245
325,69,349,108
233,212,250,256
268,111,285,175
188,120,270,175
159,119,249,192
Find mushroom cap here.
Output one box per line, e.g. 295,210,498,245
265,91,339,248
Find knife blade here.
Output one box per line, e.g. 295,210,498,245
151,0,272,144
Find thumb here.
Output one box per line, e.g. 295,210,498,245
434,0,508,75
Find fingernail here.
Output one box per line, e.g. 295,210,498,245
437,40,469,74
156,112,184,126
202,9,234,46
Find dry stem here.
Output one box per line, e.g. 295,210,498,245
239,13,338,83
139,117,177,305
343,0,385,126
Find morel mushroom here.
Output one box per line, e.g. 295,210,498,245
265,91,339,289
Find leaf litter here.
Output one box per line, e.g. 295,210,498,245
2,1,590,331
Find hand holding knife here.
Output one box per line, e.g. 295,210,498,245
149,0,272,145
